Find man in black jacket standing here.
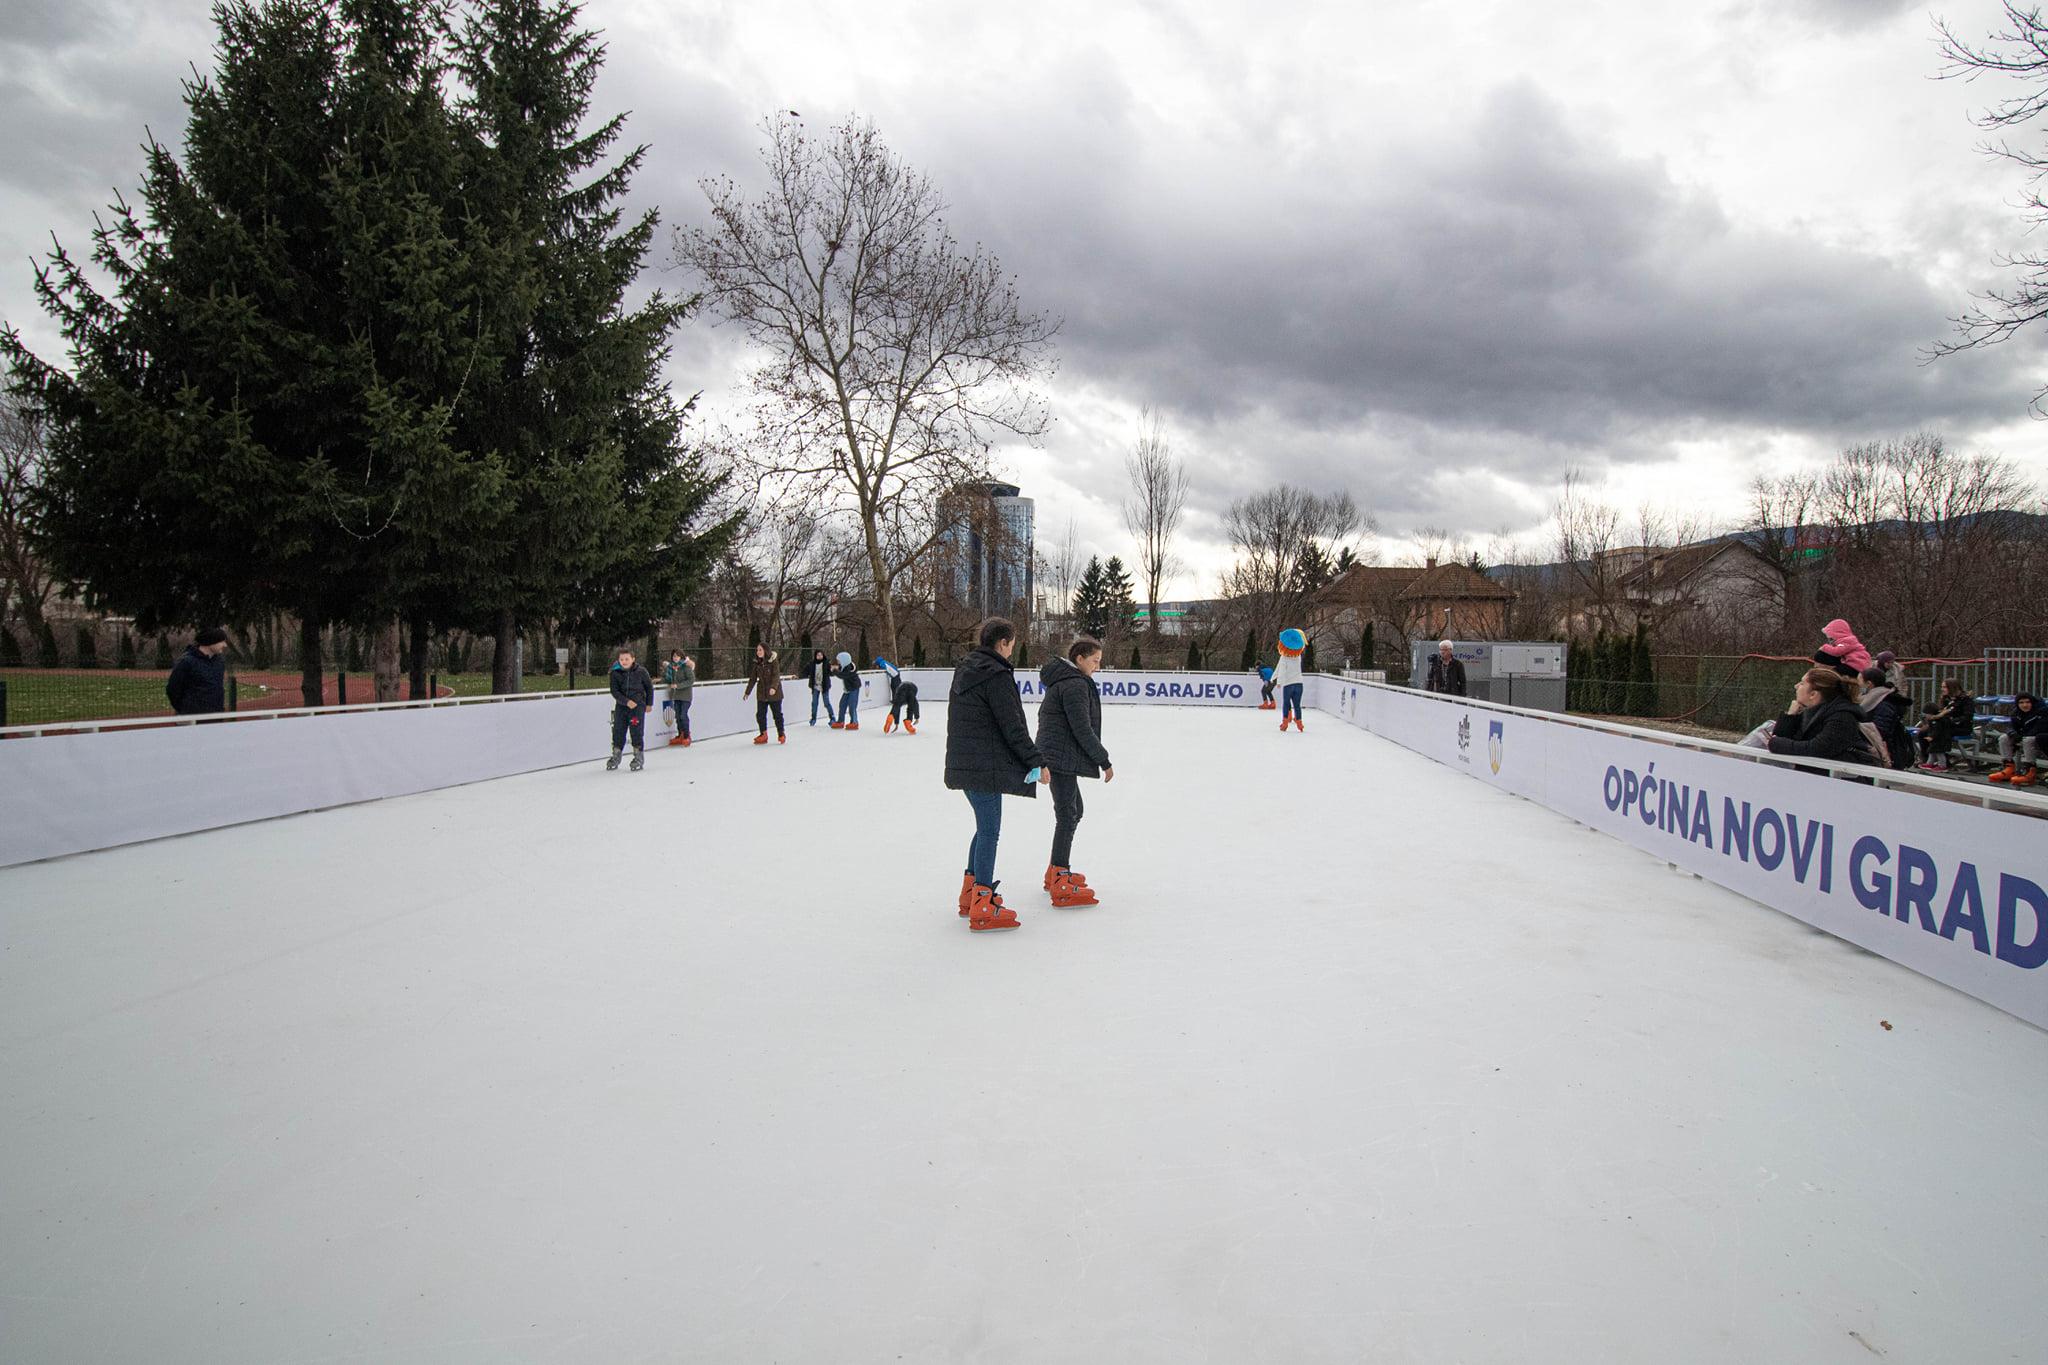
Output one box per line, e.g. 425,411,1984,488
165,628,230,715
1425,640,1467,696
607,647,654,771
1035,637,1113,907
944,617,1048,932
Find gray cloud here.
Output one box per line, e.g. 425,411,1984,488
4,0,2039,576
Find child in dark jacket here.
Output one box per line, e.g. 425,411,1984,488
1035,637,1114,907
1990,692,2044,787
832,652,863,730
607,647,654,770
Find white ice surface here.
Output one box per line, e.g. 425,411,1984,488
2,707,2043,1364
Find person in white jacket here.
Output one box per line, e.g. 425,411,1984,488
1272,628,1307,732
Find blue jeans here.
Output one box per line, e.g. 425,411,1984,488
837,690,859,725
810,688,829,723
1282,683,1303,721
964,790,1002,886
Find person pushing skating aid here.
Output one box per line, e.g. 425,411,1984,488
607,647,653,770
1271,628,1307,731
877,657,920,733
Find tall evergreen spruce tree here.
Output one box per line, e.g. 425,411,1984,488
454,0,732,691
1101,556,1136,636
1072,556,1108,638
4,0,504,707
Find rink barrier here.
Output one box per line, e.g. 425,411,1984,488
0,677,845,868
0,667,1276,867
1309,675,2048,1031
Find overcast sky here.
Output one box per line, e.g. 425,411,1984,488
5,0,2046,597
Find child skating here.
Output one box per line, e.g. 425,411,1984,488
832,651,862,730
607,647,654,770
662,649,694,747
1035,637,1113,907
742,642,787,744
877,657,920,733
1271,629,1306,731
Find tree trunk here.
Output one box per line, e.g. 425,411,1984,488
372,616,402,703
299,614,324,709
407,612,431,699
491,607,518,695
860,521,901,661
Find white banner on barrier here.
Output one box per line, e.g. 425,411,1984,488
1316,678,2048,1031
0,666,1260,868
0,677,816,868
894,666,1266,708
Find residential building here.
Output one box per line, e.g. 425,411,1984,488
1322,558,1517,663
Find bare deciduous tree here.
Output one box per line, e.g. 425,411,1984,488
675,116,1059,656
1551,468,1629,635
1122,408,1189,641
1811,433,2036,655
1222,485,1363,648
1934,3,2048,407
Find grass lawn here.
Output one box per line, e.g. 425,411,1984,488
0,669,612,726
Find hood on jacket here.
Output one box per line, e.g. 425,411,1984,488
951,645,1013,698
2017,692,2041,714
1040,656,1082,688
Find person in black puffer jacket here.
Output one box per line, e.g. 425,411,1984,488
945,617,1048,931
607,647,654,770
1768,668,1875,772
165,627,231,715
1035,637,1114,905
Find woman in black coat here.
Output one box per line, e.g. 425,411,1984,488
1035,637,1114,905
944,618,1048,931
1767,668,1872,768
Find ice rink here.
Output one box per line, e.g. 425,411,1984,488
3,704,2044,1363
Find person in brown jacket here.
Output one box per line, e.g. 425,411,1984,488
742,642,787,744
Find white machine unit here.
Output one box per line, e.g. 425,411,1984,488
1408,640,1569,713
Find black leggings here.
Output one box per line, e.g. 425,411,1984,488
891,686,921,722
1050,772,1084,868
756,695,785,736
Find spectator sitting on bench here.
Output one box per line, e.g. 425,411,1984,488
1915,680,1974,772
1989,692,2044,788
1859,666,1915,771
